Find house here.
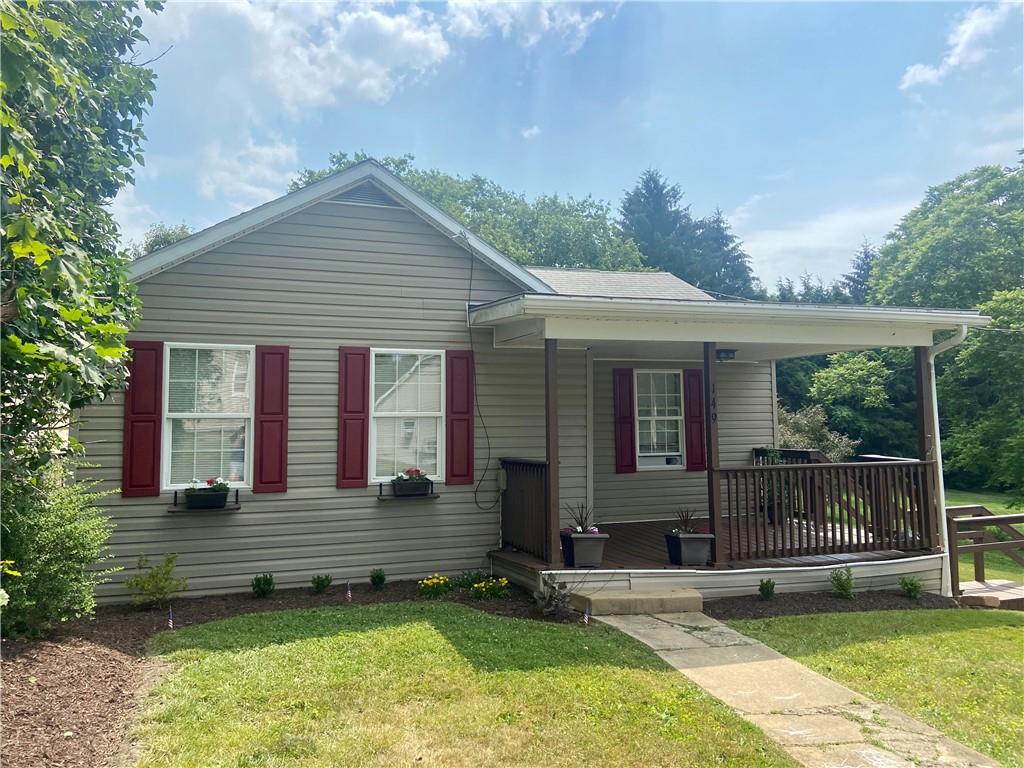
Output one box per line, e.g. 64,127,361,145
77,160,990,602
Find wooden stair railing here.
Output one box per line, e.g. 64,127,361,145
946,506,1024,598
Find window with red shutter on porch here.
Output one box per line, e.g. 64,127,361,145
683,368,706,471
122,341,164,497
445,350,474,485
253,346,289,493
337,346,370,488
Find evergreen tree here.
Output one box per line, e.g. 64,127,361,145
691,209,764,299
618,169,693,274
842,240,878,304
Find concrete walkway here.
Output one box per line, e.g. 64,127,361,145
599,613,998,768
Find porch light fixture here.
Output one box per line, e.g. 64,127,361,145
715,348,737,361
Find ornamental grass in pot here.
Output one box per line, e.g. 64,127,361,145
184,477,230,510
560,503,608,568
664,508,714,566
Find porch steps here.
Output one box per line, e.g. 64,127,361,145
569,587,702,616
957,579,1024,611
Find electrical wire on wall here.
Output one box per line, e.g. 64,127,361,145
454,231,501,512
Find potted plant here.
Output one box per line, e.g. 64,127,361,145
184,477,230,510
560,503,609,568
391,467,433,497
664,508,714,566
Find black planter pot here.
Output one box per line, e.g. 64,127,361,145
391,479,433,497
665,533,714,566
184,490,229,510
560,532,609,568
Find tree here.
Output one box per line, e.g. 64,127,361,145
842,240,877,304
682,209,762,298
777,404,859,463
619,171,764,298
0,0,160,634
618,169,692,273
871,164,1024,308
128,221,193,259
292,151,644,270
940,289,1024,502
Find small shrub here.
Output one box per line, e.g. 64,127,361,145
469,576,511,600
251,573,275,598
898,575,923,600
369,568,386,591
417,573,452,598
125,553,188,606
452,569,487,590
758,578,776,600
1,462,118,638
311,574,333,594
830,567,855,599
537,575,572,619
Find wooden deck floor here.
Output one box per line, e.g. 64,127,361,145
509,519,924,571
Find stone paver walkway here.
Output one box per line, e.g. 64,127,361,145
599,613,998,768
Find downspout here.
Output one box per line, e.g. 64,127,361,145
929,324,969,597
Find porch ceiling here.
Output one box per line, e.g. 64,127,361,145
469,294,990,361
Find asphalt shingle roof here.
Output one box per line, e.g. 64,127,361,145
526,267,712,301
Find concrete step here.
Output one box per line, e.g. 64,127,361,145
569,587,703,616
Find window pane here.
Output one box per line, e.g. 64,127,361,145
168,347,250,415
374,353,442,414
375,416,439,477
169,418,247,484
638,421,653,453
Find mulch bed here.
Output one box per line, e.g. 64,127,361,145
0,580,547,768
704,589,958,621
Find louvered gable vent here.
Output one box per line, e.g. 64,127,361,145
329,182,402,207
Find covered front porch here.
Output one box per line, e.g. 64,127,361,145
469,293,988,593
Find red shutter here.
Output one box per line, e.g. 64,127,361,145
122,341,163,497
683,368,707,471
445,350,474,485
612,367,636,474
337,347,370,488
253,346,289,493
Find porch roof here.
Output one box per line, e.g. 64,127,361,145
468,293,990,360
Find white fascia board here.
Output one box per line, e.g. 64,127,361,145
128,161,553,294
470,294,988,330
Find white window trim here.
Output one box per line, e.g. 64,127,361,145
161,342,256,490
634,368,685,472
369,348,446,484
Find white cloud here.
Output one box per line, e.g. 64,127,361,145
739,200,916,285
199,137,298,211
982,108,1023,135
446,1,605,53
900,4,1019,89
109,186,156,246
728,193,768,228
139,2,606,113
970,137,1022,163
520,125,542,139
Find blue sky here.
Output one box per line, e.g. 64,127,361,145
114,1,1023,287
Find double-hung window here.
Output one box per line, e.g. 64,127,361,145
635,370,684,469
164,344,254,488
370,350,444,481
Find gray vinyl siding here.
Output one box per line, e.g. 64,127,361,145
76,200,584,601
592,359,776,524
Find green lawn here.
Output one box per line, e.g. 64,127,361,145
946,488,1023,583
136,602,796,768
729,609,1024,767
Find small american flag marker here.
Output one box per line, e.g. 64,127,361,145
582,609,589,626
167,606,174,630
346,581,352,602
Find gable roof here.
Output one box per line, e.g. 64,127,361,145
526,266,712,300
127,159,553,293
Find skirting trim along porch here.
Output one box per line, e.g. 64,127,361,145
489,548,945,599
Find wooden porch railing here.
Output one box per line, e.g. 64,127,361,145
719,459,939,561
500,458,551,562
946,506,1024,597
